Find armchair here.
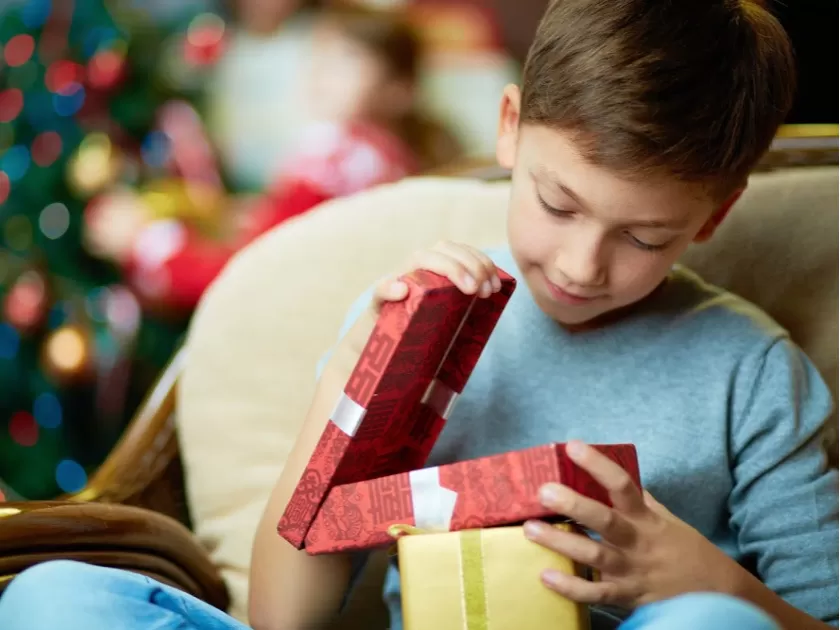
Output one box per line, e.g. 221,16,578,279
0,138,836,628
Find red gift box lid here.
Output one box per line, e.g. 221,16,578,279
304,442,641,554
278,269,517,548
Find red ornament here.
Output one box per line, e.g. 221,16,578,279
183,14,226,66
4,270,48,334
31,131,63,167
9,411,38,447
0,172,9,204
0,89,24,123
45,60,84,94
87,49,125,91
4,35,35,67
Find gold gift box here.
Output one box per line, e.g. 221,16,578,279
397,524,591,630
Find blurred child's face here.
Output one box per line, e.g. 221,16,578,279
496,85,741,328
307,24,398,124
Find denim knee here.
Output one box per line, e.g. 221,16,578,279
0,561,93,627
621,592,781,630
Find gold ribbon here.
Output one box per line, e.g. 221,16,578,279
389,524,489,630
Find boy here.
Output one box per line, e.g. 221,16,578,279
248,0,838,629
0,1,835,630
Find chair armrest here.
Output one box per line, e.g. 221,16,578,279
0,501,229,611
71,347,192,526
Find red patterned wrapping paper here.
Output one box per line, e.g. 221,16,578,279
278,269,517,548
304,443,640,555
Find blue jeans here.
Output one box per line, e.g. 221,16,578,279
0,560,781,629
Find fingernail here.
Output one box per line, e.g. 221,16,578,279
539,483,562,504
391,281,406,294
492,275,502,292
480,280,492,296
542,569,562,587
462,274,476,291
566,441,585,460
523,520,542,539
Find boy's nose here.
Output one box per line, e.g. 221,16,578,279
554,241,607,289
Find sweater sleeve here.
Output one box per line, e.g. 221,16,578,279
728,337,839,625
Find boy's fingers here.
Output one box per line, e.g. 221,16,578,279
565,442,645,515
409,249,479,295
373,277,409,306
537,484,635,546
524,521,625,573
540,568,623,606
431,241,498,296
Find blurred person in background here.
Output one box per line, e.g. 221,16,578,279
85,5,460,313
207,0,319,191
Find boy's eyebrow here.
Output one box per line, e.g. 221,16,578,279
537,168,690,230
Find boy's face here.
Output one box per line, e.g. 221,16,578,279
496,85,740,327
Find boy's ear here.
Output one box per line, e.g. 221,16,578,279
693,188,745,243
496,84,521,170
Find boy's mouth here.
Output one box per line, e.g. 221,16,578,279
543,273,602,306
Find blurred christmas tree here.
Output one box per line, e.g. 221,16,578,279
0,0,226,500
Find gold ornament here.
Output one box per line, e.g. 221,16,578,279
139,178,223,227
67,133,123,197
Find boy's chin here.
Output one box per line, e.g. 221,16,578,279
532,293,609,328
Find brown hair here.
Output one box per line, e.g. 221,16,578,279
322,4,421,84
521,0,796,197
321,4,462,170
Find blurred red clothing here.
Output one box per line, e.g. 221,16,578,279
124,121,417,312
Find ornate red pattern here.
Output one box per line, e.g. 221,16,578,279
277,270,517,548
304,443,640,554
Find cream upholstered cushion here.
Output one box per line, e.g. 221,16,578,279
177,168,837,623
177,177,510,621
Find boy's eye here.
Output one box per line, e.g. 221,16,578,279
625,232,670,252
537,194,573,217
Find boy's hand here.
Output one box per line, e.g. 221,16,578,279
524,441,745,609
339,241,503,361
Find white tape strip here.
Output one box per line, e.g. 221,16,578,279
330,392,367,437
421,378,459,420
409,467,459,531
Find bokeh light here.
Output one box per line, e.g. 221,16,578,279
33,392,62,429
22,0,53,29
45,60,84,94
185,13,226,65
0,323,20,360
31,131,62,166
141,130,171,168
9,411,38,447
4,214,33,250
4,35,35,67
53,83,85,116
87,49,123,90
83,27,118,59
1,145,30,181
56,459,87,493
85,286,106,322
39,202,70,239
0,89,24,123
104,285,141,335
0,172,9,204
45,326,87,373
